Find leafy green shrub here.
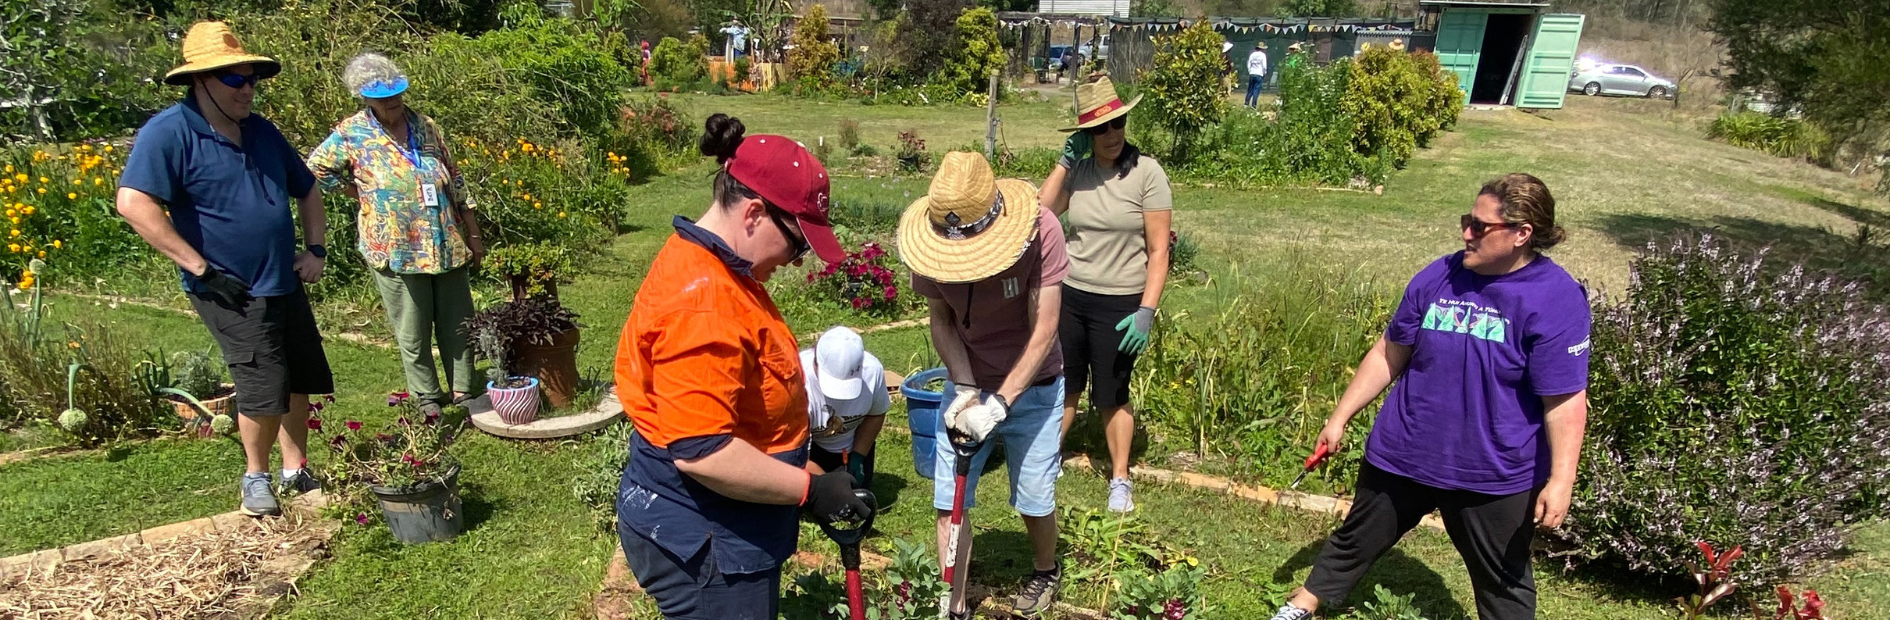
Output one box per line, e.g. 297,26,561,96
1138,22,1231,163
895,129,929,173
455,134,635,250
838,120,861,151
1564,235,1890,585
990,146,1059,178
1133,256,1391,491
1059,507,1200,591
1707,112,1829,160
169,349,228,400
1277,53,1370,185
931,7,1006,104
1335,585,1434,620
1341,47,1462,168
787,4,841,85
0,143,154,284
486,241,574,300
615,95,701,177
651,35,709,91
455,22,633,139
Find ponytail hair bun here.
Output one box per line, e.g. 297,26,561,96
699,113,746,163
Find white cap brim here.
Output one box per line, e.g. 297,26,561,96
817,369,865,401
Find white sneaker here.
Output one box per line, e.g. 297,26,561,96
1107,477,1135,512
1269,604,1313,620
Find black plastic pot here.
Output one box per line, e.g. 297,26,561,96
370,464,464,544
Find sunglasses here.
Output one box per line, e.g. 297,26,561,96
1460,214,1524,238
767,206,811,263
213,71,263,89
1083,116,1129,136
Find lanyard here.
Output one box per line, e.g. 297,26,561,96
369,110,425,171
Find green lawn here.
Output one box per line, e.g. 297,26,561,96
4,93,1889,618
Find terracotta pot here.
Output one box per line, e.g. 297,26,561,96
515,328,580,409
172,384,235,439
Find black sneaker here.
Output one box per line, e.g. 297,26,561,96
1012,563,1062,614
281,469,322,495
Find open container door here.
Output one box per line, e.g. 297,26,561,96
1514,13,1585,109
1434,9,1487,97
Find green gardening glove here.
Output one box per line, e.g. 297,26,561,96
1060,131,1093,168
1116,306,1156,355
846,451,871,488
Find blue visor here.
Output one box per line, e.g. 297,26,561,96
359,77,409,99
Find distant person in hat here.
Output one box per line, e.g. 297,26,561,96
899,151,1071,618
1246,41,1271,107
613,113,871,619
1269,174,1590,620
116,21,334,517
1036,76,1172,513
307,52,485,419
801,326,892,489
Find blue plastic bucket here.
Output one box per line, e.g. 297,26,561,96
901,367,948,480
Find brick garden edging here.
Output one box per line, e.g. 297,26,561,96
0,489,334,582
1062,455,1447,532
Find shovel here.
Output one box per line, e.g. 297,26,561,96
818,487,879,620
942,428,983,616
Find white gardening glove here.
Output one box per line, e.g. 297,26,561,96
950,394,1010,444
941,385,980,436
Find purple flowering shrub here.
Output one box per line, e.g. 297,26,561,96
1564,235,1890,585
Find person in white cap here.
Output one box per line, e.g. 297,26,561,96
802,326,892,488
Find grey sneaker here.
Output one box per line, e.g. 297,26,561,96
1108,477,1135,512
1268,604,1314,620
240,472,281,517
281,469,321,495
1012,564,1061,614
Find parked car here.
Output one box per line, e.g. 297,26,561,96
1568,64,1677,98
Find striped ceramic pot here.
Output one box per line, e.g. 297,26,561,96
488,377,541,425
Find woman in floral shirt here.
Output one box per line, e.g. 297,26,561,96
308,52,485,416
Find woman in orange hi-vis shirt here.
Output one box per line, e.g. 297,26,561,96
613,114,871,619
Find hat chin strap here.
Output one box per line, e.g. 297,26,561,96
933,193,1005,241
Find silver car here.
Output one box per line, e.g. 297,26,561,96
1568,64,1677,98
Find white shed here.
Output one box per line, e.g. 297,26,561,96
1037,0,1130,17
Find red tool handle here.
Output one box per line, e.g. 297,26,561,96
1303,443,1332,470
846,567,865,620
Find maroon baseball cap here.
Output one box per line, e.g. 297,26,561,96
726,135,843,265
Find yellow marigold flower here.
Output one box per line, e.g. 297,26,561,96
36,188,46,194
71,179,80,186
52,240,62,249
22,206,33,215
39,177,48,184
68,341,79,349
533,202,543,209
36,251,45,259
94,178,103,186
4,209,13,217
13,174,25,183
8,218,16,225
67,193,77,200
7,244,17,253
103,145,112,153
2,165,10,173
8,229,17,237
558,211,566,218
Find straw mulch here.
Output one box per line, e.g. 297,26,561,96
0,514,333,619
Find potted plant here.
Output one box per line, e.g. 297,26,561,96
471,323,541,424
483,243,583,408
462,297,581,412
316,393,465,543
165,349,235,437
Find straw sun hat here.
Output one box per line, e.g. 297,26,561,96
897,152,1041,284
164,22,281,86
1059,76,1141,133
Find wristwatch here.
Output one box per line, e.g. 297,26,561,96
307,244,327,259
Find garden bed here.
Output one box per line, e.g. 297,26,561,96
0,514,336,618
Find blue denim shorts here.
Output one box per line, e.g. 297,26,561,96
932,377,1065,517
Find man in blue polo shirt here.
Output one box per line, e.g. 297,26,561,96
116,21,334,517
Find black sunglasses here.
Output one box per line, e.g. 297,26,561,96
1460,214,1524,238
767,206,811,263
213,71,263,89
1083,116,1129,136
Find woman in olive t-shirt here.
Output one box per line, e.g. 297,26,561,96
1037,76,1174,513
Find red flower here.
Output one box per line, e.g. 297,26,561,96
354,513,369,525
850,298,864,309
324,394,337,403
883,285,897,300
345,420,363,431
307,417,323,431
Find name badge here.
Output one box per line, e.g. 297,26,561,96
421,183,440,207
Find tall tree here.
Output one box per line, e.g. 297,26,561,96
1710,0,1890,162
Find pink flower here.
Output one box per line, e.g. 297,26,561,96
355,513,369,525
307,417,323,431
883,286,896,300
345,420,363,431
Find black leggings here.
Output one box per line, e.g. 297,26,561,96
1304,463,1540,620
1060,284,1143,410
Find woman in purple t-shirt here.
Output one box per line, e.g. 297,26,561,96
1270,174,1592,620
